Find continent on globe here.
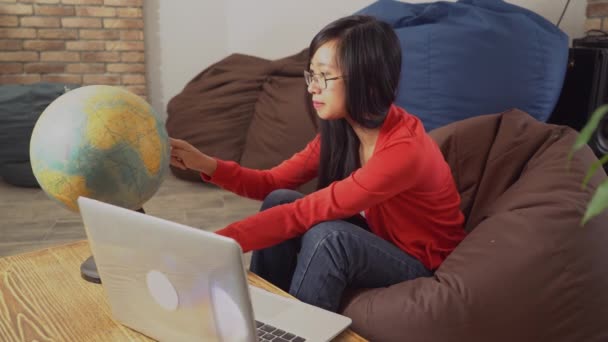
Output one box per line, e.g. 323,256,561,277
29,85,170,212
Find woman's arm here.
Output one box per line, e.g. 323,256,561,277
169,138,217,175
171,136,321,201
215,136,428,252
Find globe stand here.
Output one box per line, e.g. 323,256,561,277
80,207,146,284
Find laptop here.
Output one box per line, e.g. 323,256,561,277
77,196,352,342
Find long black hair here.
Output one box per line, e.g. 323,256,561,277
310,15,402,190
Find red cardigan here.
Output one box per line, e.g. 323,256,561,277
203,105,466,270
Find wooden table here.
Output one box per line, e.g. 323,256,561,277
0,240,365,341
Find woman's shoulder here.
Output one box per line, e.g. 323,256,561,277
379,106,450,172
381,105,427,143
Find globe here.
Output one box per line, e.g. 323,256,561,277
29,85,170,212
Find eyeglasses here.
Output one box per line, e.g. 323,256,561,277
304,70,345,89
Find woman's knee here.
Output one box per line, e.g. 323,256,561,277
301,220,352,251
261,189,303,211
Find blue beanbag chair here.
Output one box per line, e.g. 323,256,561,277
357,0,569,131
0,83,79,187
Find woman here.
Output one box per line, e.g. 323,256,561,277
170,15,466,313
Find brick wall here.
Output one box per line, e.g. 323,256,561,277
587,0,608,33
0,0,146,98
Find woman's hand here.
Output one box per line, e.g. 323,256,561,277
169,138,217,176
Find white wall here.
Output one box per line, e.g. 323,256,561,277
143,0,227,117
144,0,586,119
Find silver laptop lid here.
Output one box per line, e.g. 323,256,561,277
77,196,257,342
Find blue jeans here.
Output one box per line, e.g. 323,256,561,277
250,189,433,312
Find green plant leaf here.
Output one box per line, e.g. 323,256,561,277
582,154,608,189
569,104,608,161
582,178,608,226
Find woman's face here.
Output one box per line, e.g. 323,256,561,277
308,40,347,120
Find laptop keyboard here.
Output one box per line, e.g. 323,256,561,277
256,320,306,342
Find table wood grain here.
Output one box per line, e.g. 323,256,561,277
0,240,365,341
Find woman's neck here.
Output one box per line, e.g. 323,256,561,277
346,117,380,150
345,118,379,168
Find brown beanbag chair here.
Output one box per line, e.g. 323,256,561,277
340,109,608,342
166,49,317,187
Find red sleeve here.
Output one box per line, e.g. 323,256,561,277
215,137,425,252
200,135,320,201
